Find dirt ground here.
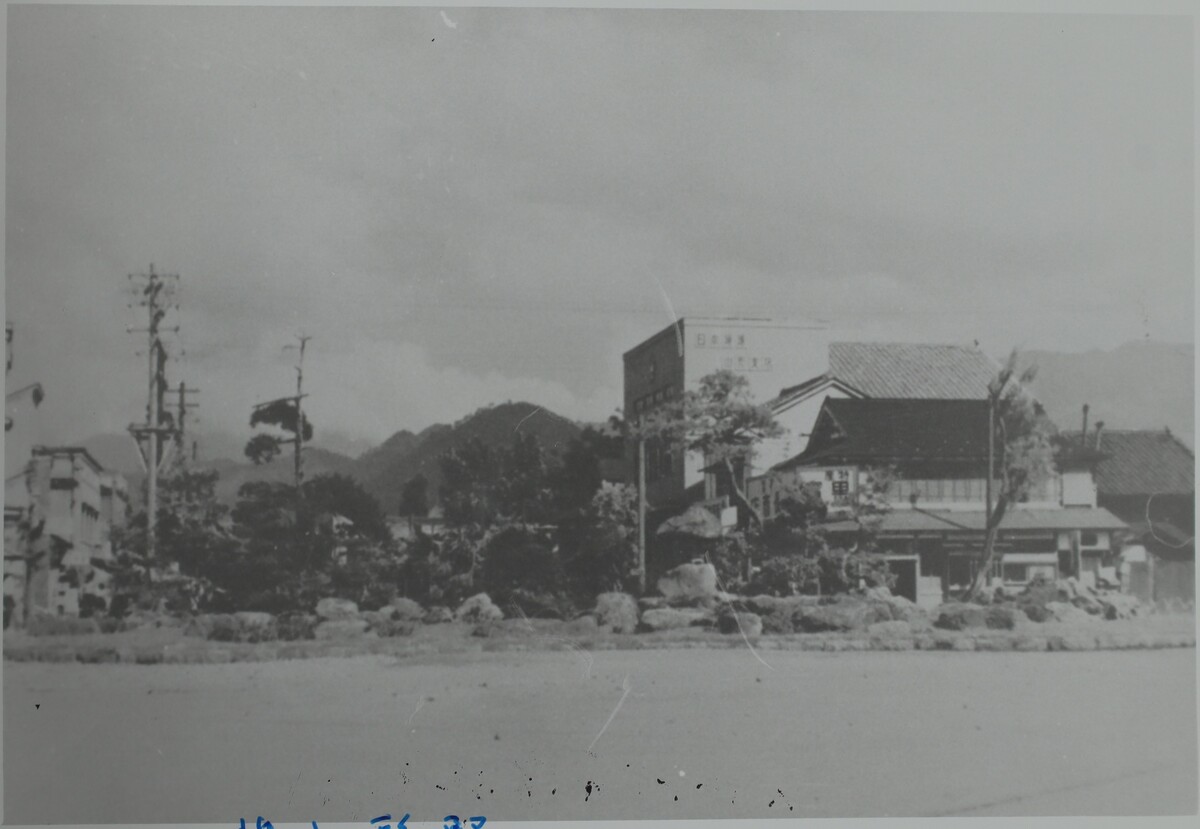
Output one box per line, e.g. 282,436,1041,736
4,646,1196,823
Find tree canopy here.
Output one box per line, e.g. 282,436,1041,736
633,369,783,528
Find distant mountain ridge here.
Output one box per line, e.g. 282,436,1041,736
78,339,1193,510
356,402,582,513
1019,340,1193,449
83,401,584,510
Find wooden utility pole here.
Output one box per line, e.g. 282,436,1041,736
984,393,994,588
288,334,312,496
174,381,200,451
127,264,179,559
636,436,647,594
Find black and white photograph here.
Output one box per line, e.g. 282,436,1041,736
3,3,1196,825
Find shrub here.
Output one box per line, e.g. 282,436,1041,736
201,613,278,643
78,593,107,619
204,614,242,642
96,617,125,634
26,613,100,637
480,527,567,609
276,613,318,641
505,588,576,620
747,556,819,597
373,618,417,637
594,592,639,634
384,598,426,622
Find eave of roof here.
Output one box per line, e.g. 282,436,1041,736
874,507,1127,534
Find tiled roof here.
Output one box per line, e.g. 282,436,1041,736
780,398,991,467
1064,429,1194,496
770,373,865,410
828,342,998,399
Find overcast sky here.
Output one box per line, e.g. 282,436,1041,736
5,7,1193,448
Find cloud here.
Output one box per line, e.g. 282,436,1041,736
5,7,1191,447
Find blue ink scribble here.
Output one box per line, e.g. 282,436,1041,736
372,815,409,829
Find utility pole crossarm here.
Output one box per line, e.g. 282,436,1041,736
125,263,181,559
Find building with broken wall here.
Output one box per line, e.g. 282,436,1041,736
4,447,128,625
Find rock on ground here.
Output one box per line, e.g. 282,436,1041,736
639,607,712,632
233,611,275,628
373,618,418,637
716,611,763,637
862,586,926,623
793,599,892,633
594,592,639,634
983,604,1023,630
1099,593,1141,620
563,614,600,635
314,619,372,640
455,593,504,624
656,562,718,603
934,603,989,631
867,619,914,638
315,598,359,621
1044,601,1097,625
381,598,425,622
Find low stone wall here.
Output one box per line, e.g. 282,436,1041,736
4,615,1193,664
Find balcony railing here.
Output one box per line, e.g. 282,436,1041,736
887,477,1058,506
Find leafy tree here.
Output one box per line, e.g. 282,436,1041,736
303,473,390,542
439,437,504,526
962,351,1056,600
244,398,312,465
231,481,300,542
635,370,783,530
549,426,626,516
438,433,555,527
560,482,639,599
501,432,553,524
216,475,398,612
399,474,430,517
109,465,231,615
154,467,234,575
744,468,897,597
327,535,402,610
480,525,573,618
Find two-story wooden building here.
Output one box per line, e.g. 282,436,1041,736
749,397,1127,607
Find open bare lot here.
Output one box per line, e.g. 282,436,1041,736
5,647,1196,823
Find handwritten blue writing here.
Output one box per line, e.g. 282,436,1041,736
238,813,481,829
372,815,410,829
443,817,486,829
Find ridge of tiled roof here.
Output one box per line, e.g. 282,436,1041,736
827,342,998,400
769,372,865,409
1062,428,1194,496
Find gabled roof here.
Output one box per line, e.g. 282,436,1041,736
770,373,865,411
827,342,998,400
779,398,991,468
1063,429,1195,496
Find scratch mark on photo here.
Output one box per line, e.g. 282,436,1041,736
514,407,543,434
588,674,632,753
